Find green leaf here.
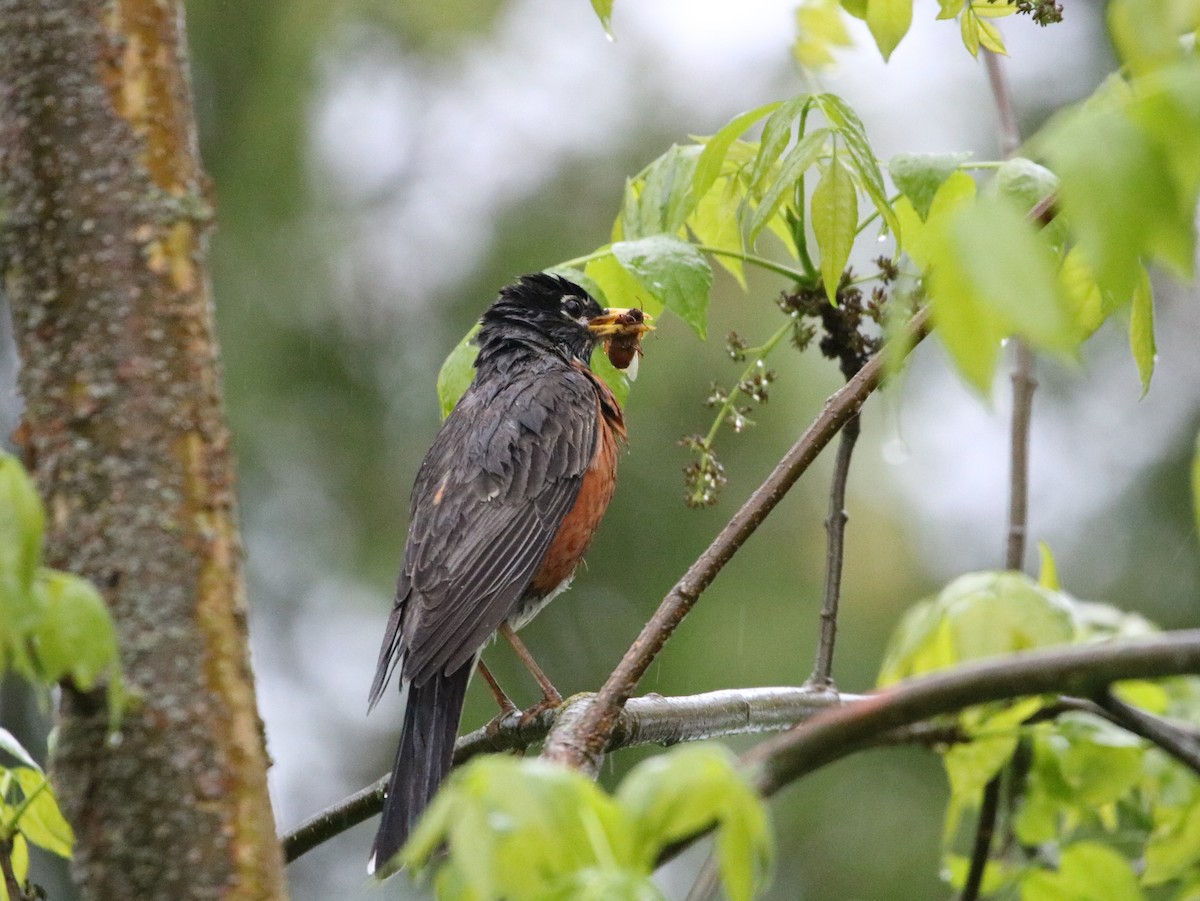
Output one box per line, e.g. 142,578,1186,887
612,235,712,339
960,7,981,57
694,102,783,201
813,94,901,242
1055,713,1144,807
995,158,1060,240
1193,430,1200,551
1022,842,1145,901
888,152,971,220
893,170,976,268
1036,542,1060,591
0,454,46,672
879,571,1078,685
436,325,480,420
1129,264,1155,396
590,0,614,36
1145,788,1200,885
747,127,830,243
688,175,747,287
33,569,119,690
402,757,636,896
0,729,38,771
748,96,815,193
793,0,855,70
1040,105,1184,300
927,194,1077,393
11,768,73,858
1058,245,1112,339
866,0,913,60
811,150,858,302
976,14,1006,54
623,145,703,239
584,254,662,319
842,0,868,17
617,745,771,901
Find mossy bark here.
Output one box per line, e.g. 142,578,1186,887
0,1,287,898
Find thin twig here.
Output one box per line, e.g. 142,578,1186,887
539,307,933,773
1093,689,1200,776
809,413,860,687
0,839,26,901
1005,341,1037,572
961,776,1002,900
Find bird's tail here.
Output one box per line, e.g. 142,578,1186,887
369,662,472,875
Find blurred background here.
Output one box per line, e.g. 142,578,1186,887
4,0,1200,897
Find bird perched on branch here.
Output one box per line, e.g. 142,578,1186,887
367,273,652,874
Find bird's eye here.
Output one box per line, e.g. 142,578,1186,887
562,296,584,319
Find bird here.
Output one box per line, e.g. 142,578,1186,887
366,272,652,875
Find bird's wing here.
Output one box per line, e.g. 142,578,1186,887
372,363,599,695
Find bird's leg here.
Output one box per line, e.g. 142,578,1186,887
499,623,563,719
477,659,519,715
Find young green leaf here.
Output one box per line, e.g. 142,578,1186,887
694,102,784,201
1129,264,1155,396
1144,788,1200,885
616,745,771,901
1040,105,1181,301
436,325,480,420
623,145,703,239
1036,542,1060,591
584,254,662,319
878,571,1079,685
810,150,858,302
590,0,614,36
960,7,981,56
1193,429,1200,550
11,768,73,858
994,158,1059,228
793,0,855,70
865,0,913,61
888,152,971,220
747,127,830,243
0,729,38,771
0,452,45,617
814,94,901,242
1021,843,1144,901
32,569,119,690
688,175,747,287
613,235,712,338
748,96,815,193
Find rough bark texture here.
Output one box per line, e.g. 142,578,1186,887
0,2,287,898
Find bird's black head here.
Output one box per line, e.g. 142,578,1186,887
476,273,606,366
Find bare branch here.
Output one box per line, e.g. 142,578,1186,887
540,307,933,773
810,414,860,687
282,685,956,863
744,631,1200,797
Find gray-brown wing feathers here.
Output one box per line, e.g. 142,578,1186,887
370,362,598,700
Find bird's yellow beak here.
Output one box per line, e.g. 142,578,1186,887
586,308,655,337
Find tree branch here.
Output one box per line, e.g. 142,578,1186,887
539,306,933,773
281,684,960,863
744,631,1200,797
810,413,859,688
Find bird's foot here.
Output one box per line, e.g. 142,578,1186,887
518,688,563,729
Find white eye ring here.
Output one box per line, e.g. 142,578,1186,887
561,296,588,325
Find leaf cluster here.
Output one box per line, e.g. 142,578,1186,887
0,452,124,897
396,745,771,901
881,563,1200,900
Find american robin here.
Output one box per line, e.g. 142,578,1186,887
366,273,652,874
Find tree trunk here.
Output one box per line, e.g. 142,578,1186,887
0,2,287,898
